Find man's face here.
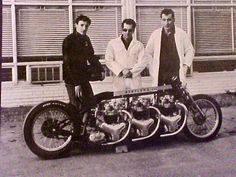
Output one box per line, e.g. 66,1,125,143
161,13,175,31
122,23,134,41
75,20,90,35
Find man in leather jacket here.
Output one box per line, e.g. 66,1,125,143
62,15,105,114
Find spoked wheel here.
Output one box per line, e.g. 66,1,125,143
23,101,74,159
184,94,222,142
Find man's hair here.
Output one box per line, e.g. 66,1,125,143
160,9,175,19
75,15,91,25
122,18,136,29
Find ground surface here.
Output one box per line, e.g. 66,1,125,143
0,99,235,177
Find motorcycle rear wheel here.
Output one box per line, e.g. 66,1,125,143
23,101,74,159
184,94,222,142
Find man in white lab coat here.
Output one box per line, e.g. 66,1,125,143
105,19,147,91
144,9,195,87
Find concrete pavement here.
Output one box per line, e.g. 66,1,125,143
0,106,235,177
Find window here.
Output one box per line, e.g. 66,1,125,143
136,6,187,46
193,7,233,55
192,0,231,4
15,0,67,2
31,66,61,83
136,0,187,4
2,6,13,61
16,6,69,57
18,66,26,81
2,0,11,3
72,0,121,3
73,6,122,54
1,68,12,82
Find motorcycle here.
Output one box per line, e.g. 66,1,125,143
23,77,222,159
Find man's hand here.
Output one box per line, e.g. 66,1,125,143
122,68,130,76
123,71,132,78
118,68,129,77
75,85,82,98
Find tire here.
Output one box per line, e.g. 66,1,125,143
184,94,222,142
23,101,74,159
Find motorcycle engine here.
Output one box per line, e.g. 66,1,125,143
95,99,128,141
131,97,155,136
155,93,184,132
131,97,152,119
155,93,178,116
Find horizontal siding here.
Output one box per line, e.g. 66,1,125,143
1,71,236,107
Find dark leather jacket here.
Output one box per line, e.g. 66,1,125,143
62,31,104,85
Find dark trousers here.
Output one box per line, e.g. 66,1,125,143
158,72,179,86
65,82,96,112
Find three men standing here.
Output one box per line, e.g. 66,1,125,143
63,8,195,108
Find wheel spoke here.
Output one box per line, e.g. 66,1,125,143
32,107,73,151
186,97,221,139
206,119,216,130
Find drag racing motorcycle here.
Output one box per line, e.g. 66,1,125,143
23,77,222,159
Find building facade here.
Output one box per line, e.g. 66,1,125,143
1,0,236,107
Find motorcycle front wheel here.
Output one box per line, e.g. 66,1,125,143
23,101,74,159
184,94,222,142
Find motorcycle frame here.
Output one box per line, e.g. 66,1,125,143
93,84,189,143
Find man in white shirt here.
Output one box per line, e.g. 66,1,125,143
105,19,147,91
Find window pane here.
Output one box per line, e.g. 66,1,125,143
54,67,60,80
39,68,46,81
193,7,232,55
18,66,26,81
15,0,67,2
1,68,12,82
136,0,187,4
2,0,11,4
192,0,231,4
31,68,39,81
136,7,187,46
2,6,13,58
73,6,122,54
16,6,69,57
193,60,236,72
46,68,53,80
72,0,121,3
2,57,13,63
31,67,61,83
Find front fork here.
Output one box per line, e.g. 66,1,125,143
185,93,206,123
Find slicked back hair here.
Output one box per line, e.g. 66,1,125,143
121,18,136,29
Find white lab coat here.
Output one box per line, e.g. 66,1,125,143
105,36,147,91
144,27,195,86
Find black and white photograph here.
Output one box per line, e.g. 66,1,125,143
1,0,236,177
